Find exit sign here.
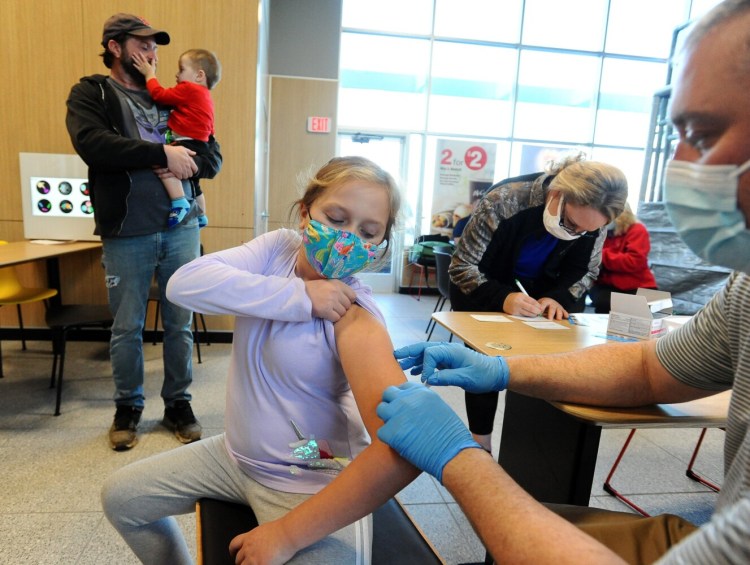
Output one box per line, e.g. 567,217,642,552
307,116,331,133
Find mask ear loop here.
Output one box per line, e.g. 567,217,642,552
547,190,566,222
731,158,750,179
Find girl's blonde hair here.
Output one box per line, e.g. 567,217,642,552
546,152,628,222
293,156,401,251
612,202,638,236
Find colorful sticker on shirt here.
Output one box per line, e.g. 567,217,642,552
288,420,351,475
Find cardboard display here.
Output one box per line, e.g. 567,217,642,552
607,289,673,340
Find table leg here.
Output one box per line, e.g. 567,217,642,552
498,391,602,505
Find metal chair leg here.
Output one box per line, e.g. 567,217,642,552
49,332,59,389
16,304,27,350
685,428,721,492
53,329,68,416
198,313,210,346
602,429,651,516
193,315,202,364
153,301,160,346
425,296,447,334
408,263,432,301
426,299,448,341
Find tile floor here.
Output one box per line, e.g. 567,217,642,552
0,292,723,564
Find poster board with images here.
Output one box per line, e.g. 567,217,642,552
19,153,99,242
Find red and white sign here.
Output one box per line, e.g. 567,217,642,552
306,116,331,133
430,139,496,237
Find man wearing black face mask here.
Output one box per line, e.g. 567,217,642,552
376,1,750,563
66,14,222,450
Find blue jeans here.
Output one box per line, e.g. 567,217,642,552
101,222,199,409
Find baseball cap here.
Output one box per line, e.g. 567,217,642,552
101,13,170,47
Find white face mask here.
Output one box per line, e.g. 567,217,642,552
543,194,581,241
664,158,750,273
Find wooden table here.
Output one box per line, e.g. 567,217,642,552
0,240,101,308
0,240,101,269
430,311,730,505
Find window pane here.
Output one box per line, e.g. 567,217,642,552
606,0,689,58
514,51,599,143
589,146,646,208
434,0,522,43
404,134,425,244
509,143,586,176
595,59,668,147
522,0,607,51
428,42,517,137
342,0,433,35
339,34,429,130
689,0,723,19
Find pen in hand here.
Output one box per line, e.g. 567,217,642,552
514,279,544,318
514,279,530,296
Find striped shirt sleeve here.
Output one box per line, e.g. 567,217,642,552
655,272,750,564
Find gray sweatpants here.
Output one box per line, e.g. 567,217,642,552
101,434,372,564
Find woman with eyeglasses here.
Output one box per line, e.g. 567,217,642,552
448,152,628,452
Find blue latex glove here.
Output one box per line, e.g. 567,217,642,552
394,342,452,375
393,342,510,393
377,382,481,483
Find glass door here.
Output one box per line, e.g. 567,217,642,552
337,132,407,292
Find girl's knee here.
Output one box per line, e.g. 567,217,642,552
101,467,137,525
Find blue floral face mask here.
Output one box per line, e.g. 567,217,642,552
301,218,383,278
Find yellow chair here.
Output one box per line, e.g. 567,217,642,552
0,241,59,378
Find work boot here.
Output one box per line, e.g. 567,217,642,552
163,400,202,444
108,405,142,451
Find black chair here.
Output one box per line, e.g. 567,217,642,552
426,248,455,341
407,235,451,300
45,304,113,416
196,497,444,564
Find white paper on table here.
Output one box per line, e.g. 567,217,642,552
470,314,512,323
522,321,569,330
30,239,75,245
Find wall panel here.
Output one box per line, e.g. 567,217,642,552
267,77,338,231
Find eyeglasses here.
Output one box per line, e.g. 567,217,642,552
558,203,589,237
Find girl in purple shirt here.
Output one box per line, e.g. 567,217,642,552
101,156,419,564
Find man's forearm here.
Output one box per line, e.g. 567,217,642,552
505,339,688,407
442,449,626,565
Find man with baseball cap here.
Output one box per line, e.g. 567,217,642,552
66,14,222,451
100,13,171,47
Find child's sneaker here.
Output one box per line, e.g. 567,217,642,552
198,214,209,229
168,197,190,228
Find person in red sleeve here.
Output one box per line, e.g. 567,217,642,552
133,48,221,228
589,203,657,313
